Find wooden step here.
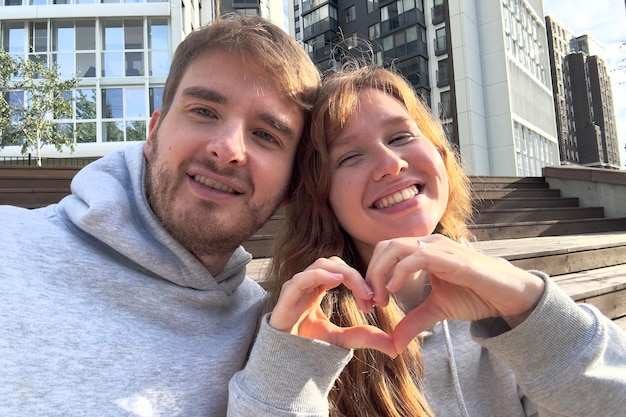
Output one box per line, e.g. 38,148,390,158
470,177,549,190
0,188,70,205
474,207,605,223
249,233,626,324
0,177,74,189
473,232,626,276
474,197,580,210
473,188,561,199
0,167,80,178
470,217,626,240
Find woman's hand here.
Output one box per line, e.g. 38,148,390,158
365,234,546,353
269,256,397,357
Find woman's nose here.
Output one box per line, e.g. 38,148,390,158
372,147,408,181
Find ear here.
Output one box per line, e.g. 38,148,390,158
144,109,162,158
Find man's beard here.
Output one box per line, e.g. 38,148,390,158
144,134,286,260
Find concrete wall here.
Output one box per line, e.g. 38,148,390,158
543,165,626,218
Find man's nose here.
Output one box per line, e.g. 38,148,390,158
206,121,247,165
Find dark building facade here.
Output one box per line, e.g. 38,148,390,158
295,0,560,177
299,0,433,108
545,16,621,170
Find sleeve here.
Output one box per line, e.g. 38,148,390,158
470,271,626,416
227,313,353,417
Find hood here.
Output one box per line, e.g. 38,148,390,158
56,142,252,295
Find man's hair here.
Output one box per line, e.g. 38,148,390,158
159,14,320,122
266,64,474,417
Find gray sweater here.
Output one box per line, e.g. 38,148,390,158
0,143,268,416
230,274,626,416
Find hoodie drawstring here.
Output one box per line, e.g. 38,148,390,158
442,320,470,417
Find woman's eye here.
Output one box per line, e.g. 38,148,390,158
337,153,360,167
389,134,416,145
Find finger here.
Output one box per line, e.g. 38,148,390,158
308,257,374,312
365,240,397,306
391,299,446,354
367,239,427,306
330,325,397,358
269,269,343,332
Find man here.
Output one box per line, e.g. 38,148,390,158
0,15,322,416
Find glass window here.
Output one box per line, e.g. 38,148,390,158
125,51,143,76
149,87,163,113
103,121,124,142
149,19,168,49
367,0,378,13
76,89,96,120
149,51,170,76
74,122,96,143
5,24,25,53
345,5,356,23
125,88,146,118
76,21,96,50
53,53,75,78
76,53,96,77
102,88,123,118
126,121,146,141
31,22,48,53
103,21,124,51
368,23,380,40
102,52,124,77
124,20,143,49
53,22,74,52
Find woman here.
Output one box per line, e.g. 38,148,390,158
263,64,626,416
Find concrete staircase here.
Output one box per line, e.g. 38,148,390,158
470,176,626,239
248,175,626,330
1,167,625,329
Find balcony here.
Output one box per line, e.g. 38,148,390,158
380,9,424,37
302,0,336,14
302,17,338,42
434,35,447,56
436,69,449,87
432,4,444,25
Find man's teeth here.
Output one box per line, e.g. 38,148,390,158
375,185,419,209
194,175,237,193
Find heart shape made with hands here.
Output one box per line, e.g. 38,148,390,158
269,236,545,358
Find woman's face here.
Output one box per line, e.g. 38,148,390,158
327,88,449,262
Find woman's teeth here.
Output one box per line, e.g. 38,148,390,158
374,185,419,209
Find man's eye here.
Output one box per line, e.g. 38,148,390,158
192,107,217,118
255,131,278,144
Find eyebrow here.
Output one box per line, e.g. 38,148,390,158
181,86,227,105
181,85,297,143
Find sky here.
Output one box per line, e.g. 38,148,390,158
542,0,626,169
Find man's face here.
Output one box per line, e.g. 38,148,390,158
144,49,304,274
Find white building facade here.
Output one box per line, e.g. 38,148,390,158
428,0,559,176
0,0,283,160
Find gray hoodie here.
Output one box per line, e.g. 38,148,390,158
0,143,269,416
231,273,626,416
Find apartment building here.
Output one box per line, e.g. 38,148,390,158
296,0,559,176
0,0,284,160
545,16,621,170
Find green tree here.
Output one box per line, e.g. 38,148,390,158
0,50,79,166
